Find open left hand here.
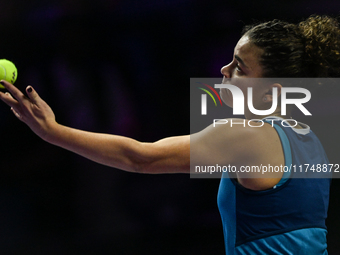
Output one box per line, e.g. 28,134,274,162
0,80,57,141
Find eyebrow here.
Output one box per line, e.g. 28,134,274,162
235,55,248,68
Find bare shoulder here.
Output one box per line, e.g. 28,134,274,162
191,118,285,190
191,118,278,163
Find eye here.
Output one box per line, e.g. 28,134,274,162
235,63,243,73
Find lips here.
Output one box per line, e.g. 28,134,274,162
222,76,231,84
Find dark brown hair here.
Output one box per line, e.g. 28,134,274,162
243,15,340,78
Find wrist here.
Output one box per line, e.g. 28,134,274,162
40,121,61,144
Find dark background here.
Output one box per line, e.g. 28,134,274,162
0,0,339,254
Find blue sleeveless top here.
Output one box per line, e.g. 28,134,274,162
217,117,331,255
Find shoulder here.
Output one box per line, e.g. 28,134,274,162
191,118,285,190
191,118,281,165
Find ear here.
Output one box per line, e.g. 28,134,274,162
263,83,282,103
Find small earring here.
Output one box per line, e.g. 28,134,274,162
263,97,267,101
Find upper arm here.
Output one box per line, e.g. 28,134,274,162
190,121,258,167
134,135,191,174
137,122,252,174
133,119,285,191
190,120,285,190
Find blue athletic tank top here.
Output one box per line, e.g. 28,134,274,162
217,117,331,255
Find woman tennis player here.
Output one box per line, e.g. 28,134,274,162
1,15,339,254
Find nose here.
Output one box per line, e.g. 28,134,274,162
220,62,232,79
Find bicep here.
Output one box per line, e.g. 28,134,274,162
136,135,191,174
138,128,234,174
137,124,237,174
190,124,244,167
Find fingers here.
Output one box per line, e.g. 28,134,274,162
11,107,22,120
5,92,14,100
0,81,40,120
25,86,40,104
1,92,23,119
0,80,40,108
0,80,26,103
0,90,20,109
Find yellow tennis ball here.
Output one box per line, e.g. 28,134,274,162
0,59,18,89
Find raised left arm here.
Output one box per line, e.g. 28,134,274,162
0,80,190,174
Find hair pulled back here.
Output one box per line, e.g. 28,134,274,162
243,15,340,78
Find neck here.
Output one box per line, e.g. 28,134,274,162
244,108,292,120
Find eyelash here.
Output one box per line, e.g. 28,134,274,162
235,63,243,73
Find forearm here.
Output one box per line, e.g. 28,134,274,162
45,123,145,172
0,81,190,174
44,123,190,174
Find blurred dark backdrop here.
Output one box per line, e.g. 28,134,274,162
0,0,339,254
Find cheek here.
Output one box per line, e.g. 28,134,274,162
245,86,262,104
220,88,233,107
220,82,255,109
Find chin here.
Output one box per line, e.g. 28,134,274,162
220,88,233,108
